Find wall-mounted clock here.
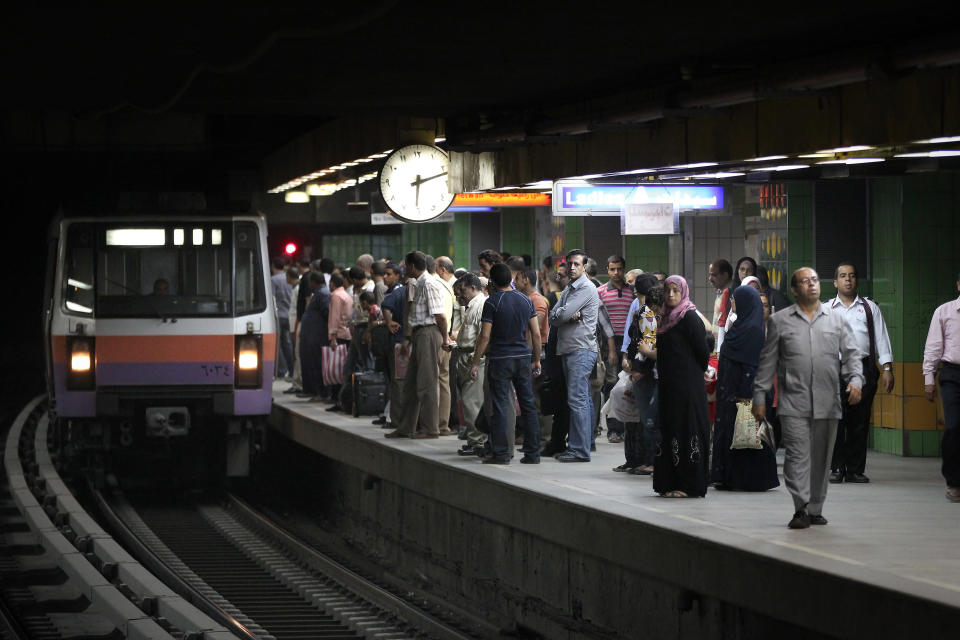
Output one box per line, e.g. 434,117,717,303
378,144,455,223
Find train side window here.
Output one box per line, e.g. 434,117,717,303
234,223,265,316
63,224,94,315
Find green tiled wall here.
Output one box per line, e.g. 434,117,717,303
902,173,960,362
786,181,814,280
452,214,470,266
401,222,453,260
870,178,904,361
564,217,584,252
323,233,403,268
624,235,669,273
501,208,535,258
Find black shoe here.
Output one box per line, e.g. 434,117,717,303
809,515,828,525
607,432,623,443
520,455,540,464
829,470,844,484
295,392,314,398
482,455,510,465
556,453,590,463
612,464,633,472
457,446,479,457
540,445,563,457
326,404,342,412
283,386,301,394
372,416,386,425
788,510,810,529
590,444,597,452
846,473,870,483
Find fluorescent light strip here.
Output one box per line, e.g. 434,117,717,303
895,150,960,158
749,164,810,172
816,158,885,165
746,155,788,162
666,162,718,170
817,145,875,153
691,172,745,178
916,136,960,144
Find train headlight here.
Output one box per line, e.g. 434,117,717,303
67,336,95,390
235,335,262,388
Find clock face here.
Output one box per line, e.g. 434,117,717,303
379,144,455,223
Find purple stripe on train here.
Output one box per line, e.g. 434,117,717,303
235,361,273,415
97,362,235,385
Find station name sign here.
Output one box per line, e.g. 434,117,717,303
552,181,724,216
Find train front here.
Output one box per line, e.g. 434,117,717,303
46,216,276,482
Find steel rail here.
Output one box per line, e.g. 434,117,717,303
224,493,482,640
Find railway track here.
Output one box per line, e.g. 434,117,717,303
1,396,483,639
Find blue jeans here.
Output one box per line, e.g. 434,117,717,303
562,349,597,460
276,318,294,378
488,357,541,459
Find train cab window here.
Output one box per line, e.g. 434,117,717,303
234,223,266,315
62,224,95,315
95,224,232,317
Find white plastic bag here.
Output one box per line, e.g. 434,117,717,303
601,371,641,423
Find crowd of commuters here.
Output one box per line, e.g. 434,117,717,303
270,246,959,529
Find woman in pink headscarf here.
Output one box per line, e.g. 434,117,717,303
653,275,711,498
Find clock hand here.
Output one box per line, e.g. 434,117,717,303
409,171,448,187
414,174,420,206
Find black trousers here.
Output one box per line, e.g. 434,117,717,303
832,358,879,475
938,364,960,488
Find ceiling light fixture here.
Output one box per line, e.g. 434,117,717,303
666,162,718,170
746,155,788,162
284,191,309,203
916,136,960,144
749,164,810,172
817,145,875,153
691,172,745,178
816,158,885,165
894,150,960,158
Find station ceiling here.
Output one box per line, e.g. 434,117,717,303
4,3,954,125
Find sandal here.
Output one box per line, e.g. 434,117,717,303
663,490,689,498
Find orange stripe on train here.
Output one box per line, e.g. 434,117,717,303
52,334,277,363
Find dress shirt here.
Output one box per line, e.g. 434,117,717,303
923,296,960,385
753,302,864,419
288,284,299,327
328,287,353,341
455,293,486,369
829,295,893,366
271,272,292,318
549,273,600,355
408,272,445,328
435,274,455,328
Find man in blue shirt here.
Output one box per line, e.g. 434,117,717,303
471,263,542,464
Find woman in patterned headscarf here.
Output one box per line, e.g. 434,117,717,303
653,275,711,498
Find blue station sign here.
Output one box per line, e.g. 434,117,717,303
552,181,724,216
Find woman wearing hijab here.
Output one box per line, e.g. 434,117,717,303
653,276,711,498
710,285,780,491
733,256,758,289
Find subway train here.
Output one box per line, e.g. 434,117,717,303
42,214,276,482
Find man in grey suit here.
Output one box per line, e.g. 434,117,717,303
752,267,864,529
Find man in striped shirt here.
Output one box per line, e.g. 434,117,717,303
598,255,633,442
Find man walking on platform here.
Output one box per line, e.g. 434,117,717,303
386,251,451,439
753,267,864,528
922,274,960,503
549,249,600,462
470,264,542,464
453,273,489,455
829,262,894,484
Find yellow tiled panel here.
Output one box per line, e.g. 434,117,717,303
890,361,904,396
904,396,938,430
903,362,927,396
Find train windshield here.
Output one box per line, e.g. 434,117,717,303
61,222,265,318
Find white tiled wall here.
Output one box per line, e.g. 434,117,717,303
688,213,748,318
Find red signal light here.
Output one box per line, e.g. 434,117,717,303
284,242,297,256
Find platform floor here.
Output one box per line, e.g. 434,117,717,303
271,381,960,611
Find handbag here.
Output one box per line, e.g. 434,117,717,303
590,353,606,392
321,343,348,386
758,418,776,449
730,400,763,449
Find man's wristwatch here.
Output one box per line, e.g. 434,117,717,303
883,364,892,371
